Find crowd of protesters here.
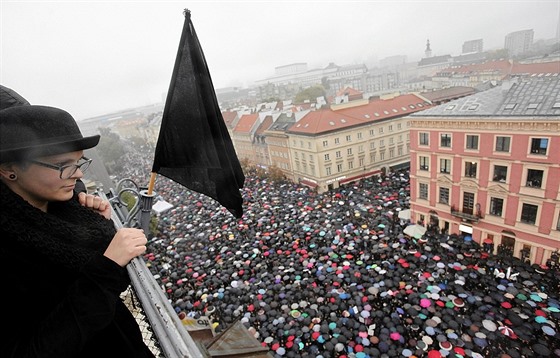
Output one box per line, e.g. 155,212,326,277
112,147,559,358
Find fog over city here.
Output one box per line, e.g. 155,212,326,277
1,0,559,120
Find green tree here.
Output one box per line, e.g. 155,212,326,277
294,85,326,104
97,127,127,175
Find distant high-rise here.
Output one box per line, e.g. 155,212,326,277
504,29,534,56
462,39,483,54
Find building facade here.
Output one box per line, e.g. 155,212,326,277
409,77,560,265
504,29,534,57
287,93,432,192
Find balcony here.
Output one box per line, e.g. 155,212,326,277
451,206,481,223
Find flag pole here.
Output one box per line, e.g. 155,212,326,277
147,172,157,196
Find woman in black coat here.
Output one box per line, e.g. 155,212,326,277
0,105,155,358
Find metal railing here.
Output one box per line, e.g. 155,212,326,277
97,182,207,358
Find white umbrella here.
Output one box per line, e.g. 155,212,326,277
403,224,427,238
398,209,411,220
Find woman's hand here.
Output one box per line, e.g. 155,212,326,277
78,192,112,219
104,228,147,267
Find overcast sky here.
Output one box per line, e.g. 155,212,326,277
1,0,559,120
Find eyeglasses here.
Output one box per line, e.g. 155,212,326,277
29,156,93,179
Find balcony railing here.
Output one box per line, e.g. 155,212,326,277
450,207,481,222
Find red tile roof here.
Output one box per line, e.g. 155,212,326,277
221,110,238,127
288,94,431,135
233,113,259,134
335,86,363,97
436,60,560,77
255,115,273,135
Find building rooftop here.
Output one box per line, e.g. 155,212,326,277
410,77,560,117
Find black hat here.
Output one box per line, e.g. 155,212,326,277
0,84,30,110
0,105,100,163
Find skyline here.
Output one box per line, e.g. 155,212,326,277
1,1,559,120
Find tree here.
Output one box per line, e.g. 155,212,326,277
268,165,288,183
294,85,326,104
97,127,128,175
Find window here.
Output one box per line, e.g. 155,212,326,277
466,135,479,150
389,148,394,158
357,132,363,139
398,147,403,156
337,164,343,173
440,134,451,148
348,161,354,169
369,129,375,136
463,192,475,215
419,156,429,170
520,203,538,224
440,159,451,174
419,183,428,200
358,145,364,153
346,135,352,142
389,137,394,145
334,138,340,144
526,169,543,188
370,142,376,150
370,152,376,162
397,123,402,130
495,136,511,152
380,151,385,160
439,187,449,204
326,166,331,175
465,161,477,178
389,125,393,132
324,154,330,161
359,158,364,167
380,139,385,147
489,197,504,216
493,165,507,182
347,148,352,155
322,140,328,147
336,151,342,158
379,127,384,134
530,138,548,155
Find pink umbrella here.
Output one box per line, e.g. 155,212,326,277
420,298,432,308
390,332,401,340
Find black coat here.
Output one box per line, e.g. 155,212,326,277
0,181,155,358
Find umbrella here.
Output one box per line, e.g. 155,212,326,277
398,209,411,220
404,224,427,238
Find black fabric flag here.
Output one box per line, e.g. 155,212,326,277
151,9,245,218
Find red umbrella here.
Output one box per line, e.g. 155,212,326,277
498,325,517,339
427,350,442,358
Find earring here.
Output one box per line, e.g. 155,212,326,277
9,174,16,180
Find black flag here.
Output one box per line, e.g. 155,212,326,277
151,9,245,218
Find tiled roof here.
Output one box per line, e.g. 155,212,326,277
288,94,432,135
421,86,477,103
435,60,560,77
255,115,273,136
336,87,363,97
410,77,560,117
418,55,452,67
268,113,296,131
221,111,238,127
233,113,259,134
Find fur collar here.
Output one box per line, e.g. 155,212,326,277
0,181,116,271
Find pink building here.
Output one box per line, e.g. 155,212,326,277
408,77,560,266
